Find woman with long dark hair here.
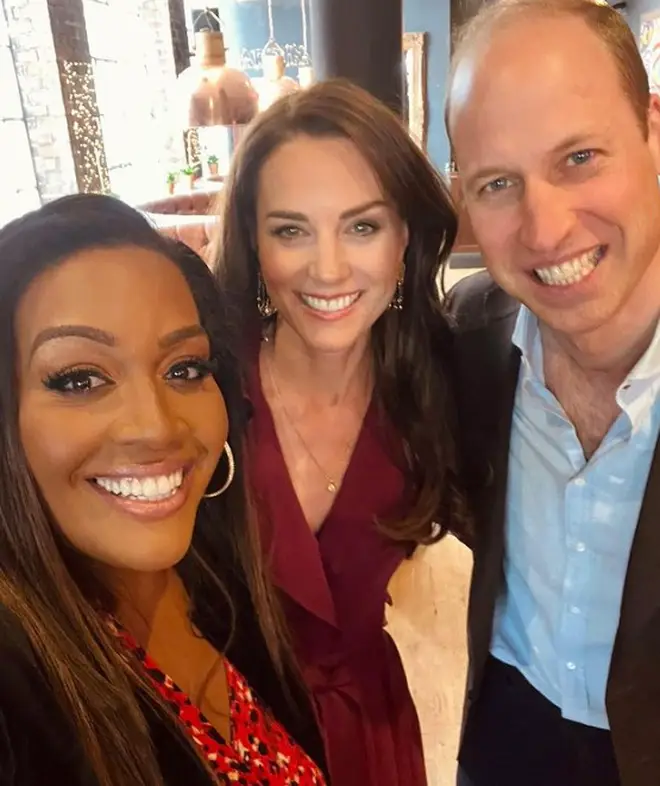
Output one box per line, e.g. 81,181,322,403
0,193,326,785
212,79,469,785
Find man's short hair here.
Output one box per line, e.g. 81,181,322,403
446,0,650,137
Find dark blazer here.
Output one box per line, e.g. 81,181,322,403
0,576,327,785
447,270,660,786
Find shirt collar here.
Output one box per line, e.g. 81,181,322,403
626,320,660,383
512,305,544,382
512,306,660,384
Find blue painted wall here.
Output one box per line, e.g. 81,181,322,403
211,0,305,75
404,0,452,169
624,0,649,44
212,0,452,168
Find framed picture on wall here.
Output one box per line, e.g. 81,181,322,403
403,32,427,151
640,11,660,96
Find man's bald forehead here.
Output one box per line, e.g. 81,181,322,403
446,8,571,134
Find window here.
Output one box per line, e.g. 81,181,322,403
0,2,40,227
83,0,180,204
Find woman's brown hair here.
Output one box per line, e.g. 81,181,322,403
0,194,297,785
212,78,469,545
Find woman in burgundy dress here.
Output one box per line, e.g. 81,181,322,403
213,80,469,785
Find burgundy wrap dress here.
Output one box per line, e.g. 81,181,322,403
246,366,427,786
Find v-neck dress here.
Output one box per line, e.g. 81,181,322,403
110,619,326,785
246,365,427,786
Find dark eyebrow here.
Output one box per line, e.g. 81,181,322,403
30,323,207,358
158,324,207,349
30,325,115,358
266,199,389,222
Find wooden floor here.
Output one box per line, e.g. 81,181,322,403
387,536,472,786
385,260,480,785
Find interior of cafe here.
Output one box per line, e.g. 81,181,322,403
0,0,489,264
0,0,654,783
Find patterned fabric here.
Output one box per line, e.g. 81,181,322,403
110,621,326,785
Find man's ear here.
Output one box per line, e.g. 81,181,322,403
646,93,660,175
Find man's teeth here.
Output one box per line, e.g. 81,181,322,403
94,470,184,501
535,249,601,287
301,293,360,312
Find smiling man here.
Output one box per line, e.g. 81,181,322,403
445,1,660,785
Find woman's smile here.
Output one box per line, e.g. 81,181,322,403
87,460,195,522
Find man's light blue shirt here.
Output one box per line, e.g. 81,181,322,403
490,305,660,729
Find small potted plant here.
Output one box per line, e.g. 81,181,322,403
181,166,196,190
207,154,219,177
166,171,178,195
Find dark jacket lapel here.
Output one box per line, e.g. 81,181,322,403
455,321,520,700
447,270,521,700
606,435,660,785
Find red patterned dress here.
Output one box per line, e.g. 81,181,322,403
111,623,326,786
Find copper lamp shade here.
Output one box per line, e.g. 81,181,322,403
176,31,258,127
254,53,300,111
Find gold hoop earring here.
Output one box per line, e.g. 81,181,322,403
389,270,404,310
257,275,275,317
204,442,235,498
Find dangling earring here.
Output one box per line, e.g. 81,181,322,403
204,442,235,498
389,268,404,310
257,274,275,317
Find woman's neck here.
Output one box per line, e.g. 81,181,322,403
111,568,186,649
263,319,372,409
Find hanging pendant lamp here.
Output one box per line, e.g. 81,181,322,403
297,0,314,88
253,0,300,111
176,28,258,128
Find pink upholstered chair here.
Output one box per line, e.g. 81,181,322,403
138,190,221,266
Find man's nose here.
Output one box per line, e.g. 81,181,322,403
518,179,577,254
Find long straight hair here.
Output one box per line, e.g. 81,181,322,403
213,78,470,544
0,194,291,785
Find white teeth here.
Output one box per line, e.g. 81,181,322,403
535,248,602,287
301,292,360,313
93,470,184,502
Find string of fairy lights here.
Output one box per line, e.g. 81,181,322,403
60,60,110,194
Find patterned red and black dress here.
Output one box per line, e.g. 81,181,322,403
110,623,326,786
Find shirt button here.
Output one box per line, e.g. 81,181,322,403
570,605,581,614
566,661,577,671
574,477,586,487
575,542,586,552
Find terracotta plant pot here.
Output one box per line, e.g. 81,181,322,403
209,162,219,177
167,182,175,195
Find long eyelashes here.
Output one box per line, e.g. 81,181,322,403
42,356,217,397
43,367,111,395
269,220,382,240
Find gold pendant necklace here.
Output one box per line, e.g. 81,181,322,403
266,355,343,494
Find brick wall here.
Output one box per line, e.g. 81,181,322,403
3,0,77,202
82,0,183,200
136,0,183,174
